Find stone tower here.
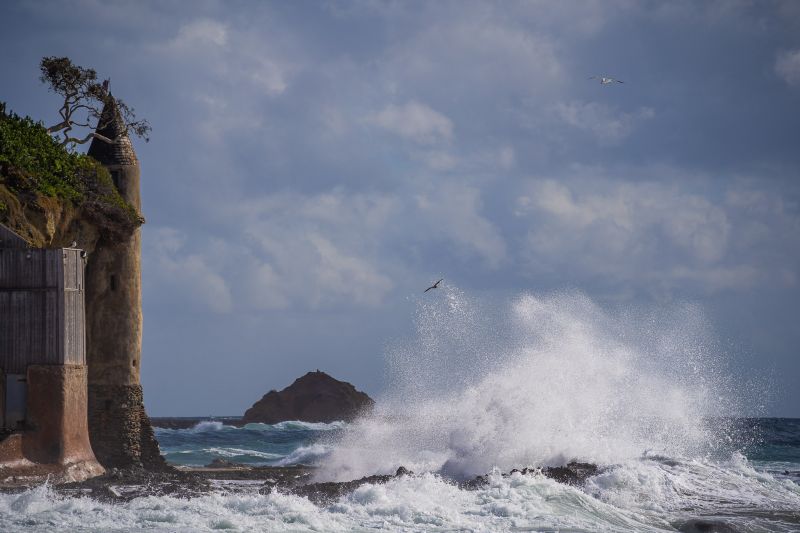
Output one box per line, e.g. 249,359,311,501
85,93,163,469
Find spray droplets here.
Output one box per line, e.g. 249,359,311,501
318,287,753,481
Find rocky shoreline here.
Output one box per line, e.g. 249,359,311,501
0,463,751,532
2,461,599,504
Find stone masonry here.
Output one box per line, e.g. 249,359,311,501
84,93,164,469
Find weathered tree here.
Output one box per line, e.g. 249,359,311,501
40,56,150,148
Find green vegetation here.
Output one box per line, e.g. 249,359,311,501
1,101,99,200
0,102,141,226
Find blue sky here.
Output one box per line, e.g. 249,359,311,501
1,1,799,416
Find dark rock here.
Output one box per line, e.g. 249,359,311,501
395,466,413,477
675,518,739,533
40,461,602,505
461,461,600,489
279,473,394,505
243,370,374,424
206,458,246,468
56,465,210,502
541,461,599,485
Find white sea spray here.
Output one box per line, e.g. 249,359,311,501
318,288,746,481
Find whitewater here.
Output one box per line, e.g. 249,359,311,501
1,287,798,532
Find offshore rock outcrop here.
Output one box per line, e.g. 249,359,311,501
243,371,374,424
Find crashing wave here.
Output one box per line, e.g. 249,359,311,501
318,289,758,481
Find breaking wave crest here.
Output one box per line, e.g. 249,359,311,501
274,444,333,466
166,420,346,433
318,288,756,481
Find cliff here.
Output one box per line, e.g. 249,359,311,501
243,371,375,424
0,103,142,250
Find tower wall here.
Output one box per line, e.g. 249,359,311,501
85,160,142,387
84,98,164,469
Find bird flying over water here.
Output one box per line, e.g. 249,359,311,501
424,279,443,293
589,76,624,85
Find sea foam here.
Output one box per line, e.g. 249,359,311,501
2,460,796,532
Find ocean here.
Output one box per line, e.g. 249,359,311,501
0,418,797,531
1,289,798,531
155,419,346,468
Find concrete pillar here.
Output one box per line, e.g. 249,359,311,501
23,365,102,472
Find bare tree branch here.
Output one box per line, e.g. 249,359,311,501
39,56,151,149
59,131,115,147
47,120,71,133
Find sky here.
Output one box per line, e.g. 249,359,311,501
1,0,799,416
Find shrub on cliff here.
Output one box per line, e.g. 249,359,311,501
0,102,142,232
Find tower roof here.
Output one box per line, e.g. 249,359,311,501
87,93,137,167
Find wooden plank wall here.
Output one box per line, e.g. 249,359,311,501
0,248,86,372
0,224,29,249
62,249,86,366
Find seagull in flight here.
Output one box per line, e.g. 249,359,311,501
424,279,443,293
589,76,624,85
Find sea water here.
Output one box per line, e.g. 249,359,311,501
1,288,799,532
155,420,345,467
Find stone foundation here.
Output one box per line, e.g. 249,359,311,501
88,384,166,469
0,365,104,485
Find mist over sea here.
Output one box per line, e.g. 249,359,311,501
2,288,799,531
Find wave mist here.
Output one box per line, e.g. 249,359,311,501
318,287,747,481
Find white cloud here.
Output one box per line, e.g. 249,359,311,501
649,0,758,26
152,15,293,145
553,101,655,144
417,150,458,171
147,227,233,313
416,182,507,268
167,18,228,49
530,178,729,266
309,235,394,307
198,180,509,311
668,265,759,292
514,173,800,294
498,146,516,170
230,190,398,309
776,49,800,87
248,57,289,95
367,101,453,144
384,17,563,101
